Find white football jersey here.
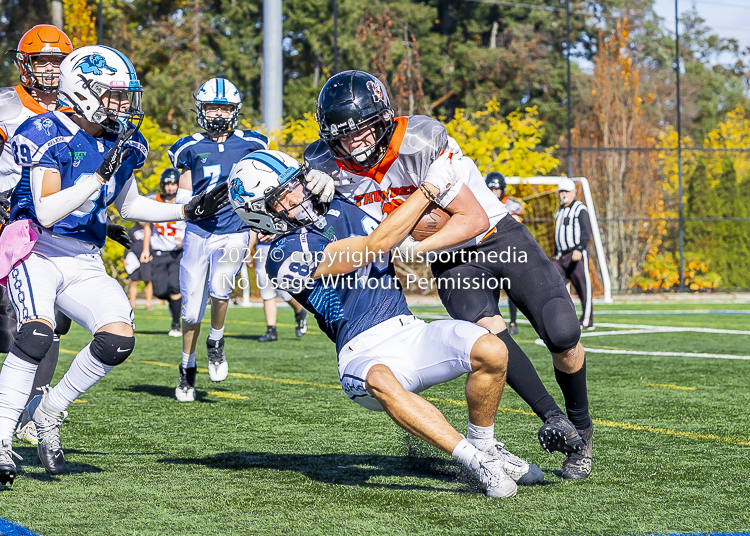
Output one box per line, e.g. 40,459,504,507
305,115,508,250
0,85,50,191
148,193,186,251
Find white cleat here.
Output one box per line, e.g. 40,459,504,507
480,439,544,485
465,451,518,498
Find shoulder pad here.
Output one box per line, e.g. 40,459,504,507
0,87,24,123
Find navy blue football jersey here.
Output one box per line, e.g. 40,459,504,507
168,130,268,236
10,111,148,247
266,198,411,353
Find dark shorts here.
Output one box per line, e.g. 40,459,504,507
151,249,182,299
431,215,580,352
129,260,152,282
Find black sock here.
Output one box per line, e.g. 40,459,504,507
554,360,592,431
497,330,561,422
25,336,60,406
169,298,182,325
508,300,517,324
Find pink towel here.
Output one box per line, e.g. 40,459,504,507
0,220,38,288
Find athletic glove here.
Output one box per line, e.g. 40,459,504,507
96,125,136,183
302,169,335,204
393,235,418,261
424,151,456,201
106,223,132,248
183,181,230,221
0,190,10,227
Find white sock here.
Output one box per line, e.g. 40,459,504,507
452,438,482,467
181,352,196,369
208,326,224,341
467,421,495,450
0,353,37,442
47,343,113,412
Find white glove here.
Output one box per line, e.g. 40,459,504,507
393,235,418,261
424,151,456,199
446,136,463,159
303,169,335,203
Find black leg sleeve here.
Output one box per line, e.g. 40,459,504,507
25,335,60,406
507,298,517,325
497,329,562,422
554,360,592,431
169,297,182,324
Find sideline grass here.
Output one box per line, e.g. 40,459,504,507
1,303,749,535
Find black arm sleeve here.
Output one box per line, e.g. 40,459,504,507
576,209,592,250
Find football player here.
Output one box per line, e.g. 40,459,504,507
305,71,593,479
230,150,545,498
0,45,228,485
0,25,129,446
143,168,186,336
168,78,268,401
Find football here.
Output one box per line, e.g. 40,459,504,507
411,203,450,241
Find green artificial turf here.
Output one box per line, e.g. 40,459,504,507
1,303,749,535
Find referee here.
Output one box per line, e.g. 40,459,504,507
553,179,594,330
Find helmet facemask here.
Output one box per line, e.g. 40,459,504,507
264,172,326,232
196,102,240,133
63,76,144,133
15,52,67,93
321,111,394,174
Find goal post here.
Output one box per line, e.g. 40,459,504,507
505,176,613,303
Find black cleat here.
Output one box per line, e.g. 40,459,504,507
538,412,585,455
508,323,519,335
561,424,593,479
175,365,197,402
295,310,308,338
31,394,67,475
0,439,22,486
258,326,278,342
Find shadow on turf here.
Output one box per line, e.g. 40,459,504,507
118,384,216,403
160,450,465,491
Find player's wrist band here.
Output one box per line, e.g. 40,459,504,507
419,184,437,203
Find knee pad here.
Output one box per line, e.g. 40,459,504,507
10,322,55,364
541,297,581,353
54,311,72,336
91,332,135,366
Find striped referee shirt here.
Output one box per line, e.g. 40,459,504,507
554,200,592,256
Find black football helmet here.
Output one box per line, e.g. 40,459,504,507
315,70,395,173
485,172,506,192
160,167,180,200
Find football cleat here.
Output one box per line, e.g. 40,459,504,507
207,338,228,382
258,326,278,343
464,451,517,498
168,322,182,337
175,365,197,402
478,439,544,485
538,412,585,455
15,420,38,445
295,310,308,338
30,394,68,475
561,424,593,479
0,439,22,486
508,323,519,335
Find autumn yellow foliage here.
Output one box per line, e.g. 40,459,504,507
443,101,559,177
64,0,97,48
630,251,720,292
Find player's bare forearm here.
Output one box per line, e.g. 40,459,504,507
313,185,435,278
414,185,489,254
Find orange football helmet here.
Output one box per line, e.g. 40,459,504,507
14,25,73,92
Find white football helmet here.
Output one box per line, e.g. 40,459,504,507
195,78,242,133
229,150,325,234
57,45,144,132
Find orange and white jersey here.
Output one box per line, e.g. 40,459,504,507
0,85,50,191
305,115,508,248
148,193,186,251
